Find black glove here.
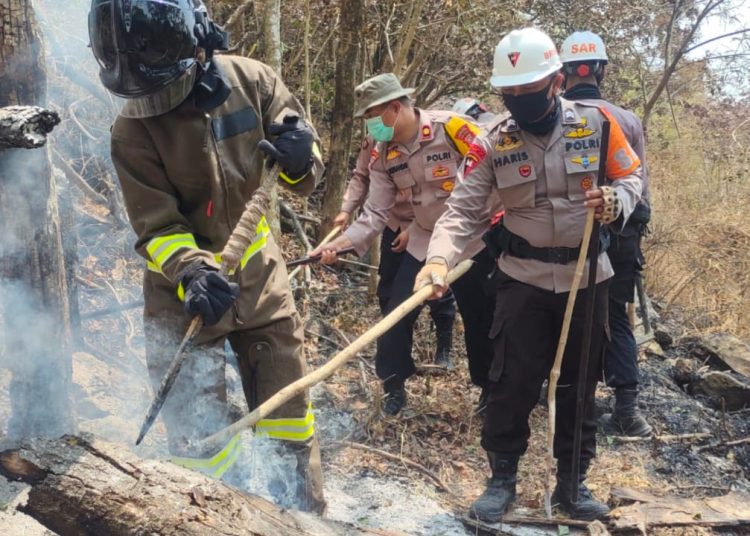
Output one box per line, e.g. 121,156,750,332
182,266,239,326
257,114,314,179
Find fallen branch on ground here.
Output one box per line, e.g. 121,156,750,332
334,440,457,497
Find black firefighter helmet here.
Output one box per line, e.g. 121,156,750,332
88,0,228,117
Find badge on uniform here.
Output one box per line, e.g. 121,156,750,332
421,125,432,140
564,118,595,139
496,134,523,151
369,149,379,165
386,148,401,161
519,164,532,178
441,180,454,192
564,108,576,122
432,165,451,178
580,175,594,190
571,155,598,168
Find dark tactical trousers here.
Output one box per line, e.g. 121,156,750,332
603,232,641,388
377,226,456,326
375,246,456,383
482,272,608,472
450,248,497,388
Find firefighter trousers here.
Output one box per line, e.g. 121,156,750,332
143,310,324,513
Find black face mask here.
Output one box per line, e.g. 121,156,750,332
502,78,557,132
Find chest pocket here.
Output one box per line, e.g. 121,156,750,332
493,156,537,209
563,151,600,201
424,160,458,199
212,107,261,183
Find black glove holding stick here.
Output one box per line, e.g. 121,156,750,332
181,264,239,326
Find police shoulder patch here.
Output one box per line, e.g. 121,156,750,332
444,116,480,156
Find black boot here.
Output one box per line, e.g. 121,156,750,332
468,453,518,522
599,387,652,437
553,465,609,521
383,376,407,416
433,327,453,369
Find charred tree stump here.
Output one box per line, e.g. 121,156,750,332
0,105,60,148
0,0,76,440
0,435,404,536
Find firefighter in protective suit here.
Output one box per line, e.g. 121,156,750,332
417,29,643,521
88,0,325,513
560,31,652,437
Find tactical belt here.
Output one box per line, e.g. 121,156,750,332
483,220,609,265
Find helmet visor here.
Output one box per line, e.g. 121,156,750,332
90,0,198,97
89,0,117,71
119,62,198,118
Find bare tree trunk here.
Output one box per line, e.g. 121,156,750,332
258,0,282,237
0,0,75,440
0,436,402,536
319,0,364,237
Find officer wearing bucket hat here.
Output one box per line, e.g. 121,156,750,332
417,28,644,521
561,31,653,438
333,132,458,369
313,73,498,416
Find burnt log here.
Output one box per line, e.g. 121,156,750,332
0,106,60,149
0,435,403,536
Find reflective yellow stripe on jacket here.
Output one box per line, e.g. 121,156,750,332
146,233,199,272
170,433,242,479
146,217,271,299
255,403,315,442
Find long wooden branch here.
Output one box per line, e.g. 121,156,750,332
544,208,596,517
196,260,473,453
0,106,60,149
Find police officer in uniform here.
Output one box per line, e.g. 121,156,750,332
313,73,490,416
560,31,652,437
333,137,458,369
88,0,325,513
416,29,643,521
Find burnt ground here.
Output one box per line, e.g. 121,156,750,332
1,195,749,535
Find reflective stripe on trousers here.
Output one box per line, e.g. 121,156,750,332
255,403,315,442
171,433,243,479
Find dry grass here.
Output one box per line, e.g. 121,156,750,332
645,103,750,338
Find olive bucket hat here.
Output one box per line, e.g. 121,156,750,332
353,73,414,118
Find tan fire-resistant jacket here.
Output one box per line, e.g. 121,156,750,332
427,98,643,293
111,55,323,337
344,109,487,261
341,136,414,232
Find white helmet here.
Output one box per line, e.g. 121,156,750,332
452,97,479,115
490,28,562,88
560,31,608,64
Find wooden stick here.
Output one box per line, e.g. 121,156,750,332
288,224,342,280
545,207,596,517
334,440,457,497
195,260,472,452
614,432,713,443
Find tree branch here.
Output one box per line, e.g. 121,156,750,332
684,28,750,55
